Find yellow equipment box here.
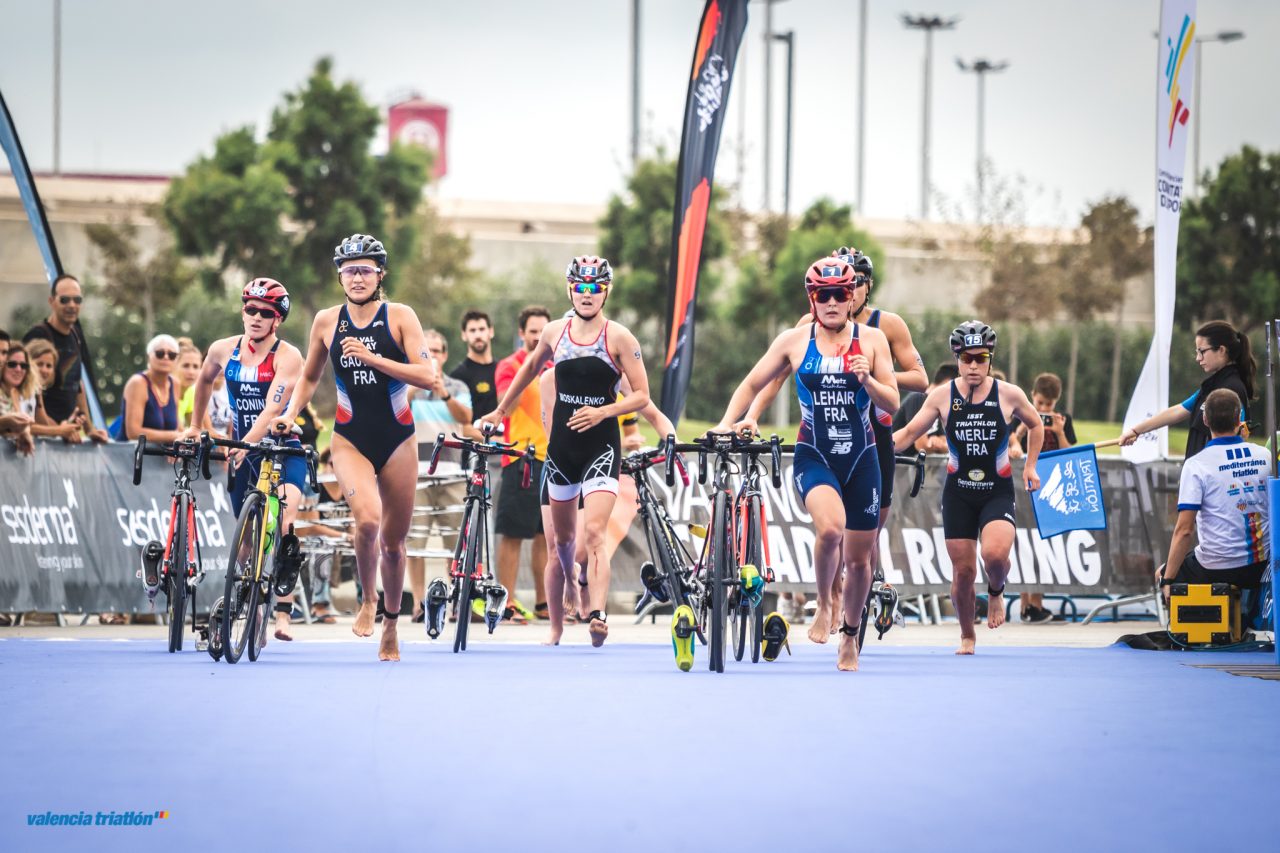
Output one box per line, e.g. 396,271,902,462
1168,583,1242,646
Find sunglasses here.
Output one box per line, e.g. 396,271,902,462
339,265,379,281
957,352,992,364
811,287,853,304
571,282,607,295
152,350,179,361
243,305,279,319
4,360,29,371
58,295,84,305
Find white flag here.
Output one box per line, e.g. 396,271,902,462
1122,0,1197,462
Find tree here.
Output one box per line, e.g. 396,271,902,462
84,216,196,340
162,58,431,316
1177,145,1280,333
1058,196,1151,416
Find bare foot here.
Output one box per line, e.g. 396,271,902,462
829,602,841,635
542,625,563,646
353,601,377,638
836,630,860,671
588,616,608,648
378,621,400,661
577,584,592,621
987,591,1006,630
273,614,293,642
807,605,832,644
956,636,976,655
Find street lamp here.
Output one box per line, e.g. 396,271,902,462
956,57,1009,218
1191,30,1244,197
762,0,789,210
630,0,641,167
901,14,959,220
772,31,795,217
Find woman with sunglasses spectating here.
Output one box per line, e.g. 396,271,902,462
711,256,899,672
273,234,437,662
479,256,651,649
120,333,184,443
893,321,1044,656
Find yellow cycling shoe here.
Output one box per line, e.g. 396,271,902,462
671,605,696,672
761,611,791,662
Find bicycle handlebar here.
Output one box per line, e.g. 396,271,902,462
894,450,927,499
664,433,794,488
624,446,689,486
131,436,228,486
428,431,534,475
203,433,318,491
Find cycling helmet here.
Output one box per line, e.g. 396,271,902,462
950,320,997,353
566,255,613,286
804,257,856,291
333,233,388,269
833,247,874,279
241,278,291,321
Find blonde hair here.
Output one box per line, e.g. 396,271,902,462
3,341,41,400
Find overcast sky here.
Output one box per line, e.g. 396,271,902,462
1,0,1276,228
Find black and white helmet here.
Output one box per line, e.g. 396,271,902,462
950,320,997,353
835,246,874,279
333,233,388,269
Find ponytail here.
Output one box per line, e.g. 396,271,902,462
1196,320,1256,400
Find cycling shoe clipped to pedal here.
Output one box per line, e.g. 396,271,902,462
761,611,791,662
205,597,225,661
739,564,764,608
874,584,900,639
640,561,670,604
138,540,164,600
424,578,449,639
671,604,696,672
483,583,508,634
272,531,303,597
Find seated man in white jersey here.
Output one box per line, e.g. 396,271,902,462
1159,388,1271,595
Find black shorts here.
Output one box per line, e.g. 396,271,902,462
873,421,895,509
941,486,1015,540
1174,553,1266,589
495,459,544,539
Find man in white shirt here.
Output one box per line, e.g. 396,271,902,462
1160,388,1270,595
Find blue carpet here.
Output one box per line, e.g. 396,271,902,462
1,638,1275,853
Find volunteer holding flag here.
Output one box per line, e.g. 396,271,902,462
893,321,1043,655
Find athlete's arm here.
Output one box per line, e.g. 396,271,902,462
854,326,899,414
714,329,798,434
482,321,560,426
274,310,332,429
1159,510,1197,593
338,303,436,389
567,325,649,432
743,313,810,421
893,384,947,451
240,344,303,446
881,313,928,393
1008,385,1044,491
1119,403,1192,446
186,338,230,439
620,373,676,440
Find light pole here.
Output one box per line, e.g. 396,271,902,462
956,57,1008,217
855,0,868,214
630,0,641,167
762,0,789,210
1191,30,1244,198
901,14,958,220
772,31,795,217
53,0,62,174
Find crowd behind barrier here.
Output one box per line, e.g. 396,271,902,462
0,439,1179,614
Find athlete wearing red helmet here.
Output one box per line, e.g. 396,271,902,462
711,256,900,672
186,277,309,643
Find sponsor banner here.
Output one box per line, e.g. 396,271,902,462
660,0,749,423
616,454,1173,597
1031,444,1108,539
1122,0,1197,462
0,441,234,613
388,97,448,180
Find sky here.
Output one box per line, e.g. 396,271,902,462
1,0,1276,228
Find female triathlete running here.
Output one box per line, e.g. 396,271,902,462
274,234,435,661
893,321,1043,655
713,257,899,672
479,256,650,648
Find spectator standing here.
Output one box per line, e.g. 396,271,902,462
175,338,205,430
5,341,81,444
23,274,107,441
494,306,552,623
450,310,498,419
1012,372,1076,623
119,334,183,443
407,329,472,622
0,340,37,454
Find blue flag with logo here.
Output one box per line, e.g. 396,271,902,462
1030,444,1107,539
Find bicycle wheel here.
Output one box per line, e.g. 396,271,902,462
708,490,729,673
742,495,766,664
221,493,263,664
730,592,748,662
248,583,274,662
453,502,481,653
856,569,883,652
166,495,190,653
